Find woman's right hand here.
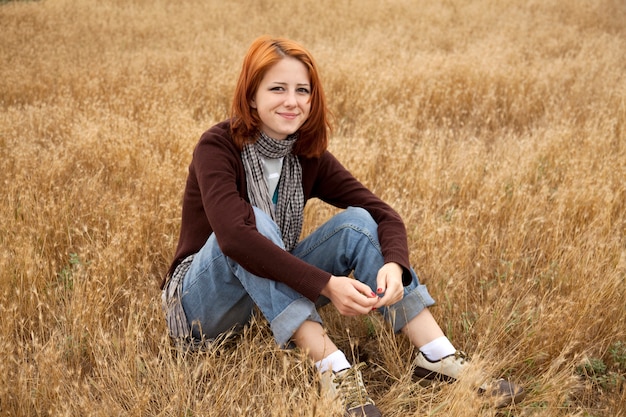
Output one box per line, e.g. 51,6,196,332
320,275,379,316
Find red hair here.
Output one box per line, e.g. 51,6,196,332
230,35,331,158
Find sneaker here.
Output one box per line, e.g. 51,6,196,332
320,363,383,417
479,378,527,408
414,350,468,382
413,351,526,408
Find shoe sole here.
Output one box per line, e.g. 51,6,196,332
413,367,457,383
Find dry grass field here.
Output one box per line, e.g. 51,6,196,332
1,0,625,415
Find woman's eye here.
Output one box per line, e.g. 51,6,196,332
297,87,310,94
270,86,284,91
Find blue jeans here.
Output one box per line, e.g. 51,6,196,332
180,207,435,347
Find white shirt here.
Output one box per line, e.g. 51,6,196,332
259,155,284,206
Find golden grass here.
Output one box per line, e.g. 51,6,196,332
1,0,625,415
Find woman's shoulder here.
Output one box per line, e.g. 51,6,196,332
194,120,239,154
299,148,335,164
199,119,233,142
313,149,345,169
299,149,351,181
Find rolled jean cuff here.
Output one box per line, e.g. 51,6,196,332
385,284,436,333
270,297,322,348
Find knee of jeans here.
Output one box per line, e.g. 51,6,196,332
252,206,284,246
343,206,378,232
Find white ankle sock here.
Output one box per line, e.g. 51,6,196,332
315,350,351,374
419,336,456,361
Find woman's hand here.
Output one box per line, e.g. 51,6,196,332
373,262,404,308
320,275,379,316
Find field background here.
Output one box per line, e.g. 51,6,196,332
1,0,625,415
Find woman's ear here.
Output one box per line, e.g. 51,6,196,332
249,97,257,109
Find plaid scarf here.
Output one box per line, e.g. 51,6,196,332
162,254,194,341
241,131,303,251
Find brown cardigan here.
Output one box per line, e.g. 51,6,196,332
164,120,411,301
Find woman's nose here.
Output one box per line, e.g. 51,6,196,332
283,91,297,107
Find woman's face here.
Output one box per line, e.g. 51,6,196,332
250,56,311,140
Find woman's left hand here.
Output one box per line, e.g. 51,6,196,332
373,262,404,308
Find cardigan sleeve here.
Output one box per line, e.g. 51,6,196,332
304,151,413,286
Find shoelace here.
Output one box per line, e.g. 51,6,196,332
453,350,469,364
332,363,374,409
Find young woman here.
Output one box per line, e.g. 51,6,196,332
162,35,525,417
